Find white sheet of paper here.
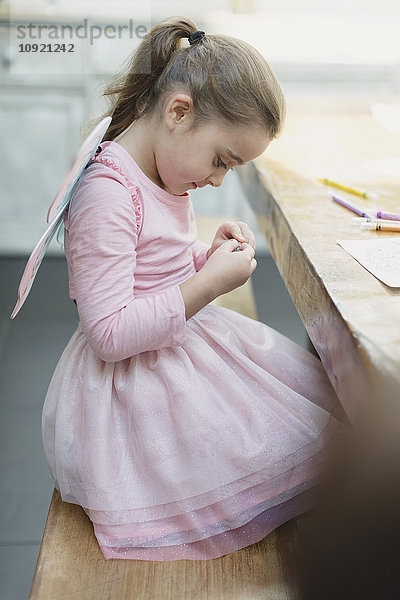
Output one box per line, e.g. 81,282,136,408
337,237,400,288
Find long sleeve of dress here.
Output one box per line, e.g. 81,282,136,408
66,170,188,362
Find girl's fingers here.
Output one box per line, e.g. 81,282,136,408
224,221,245,242
221,221,256,249
226,238,242,250
234,223,256,249
240,242,255,257
234,227,246,242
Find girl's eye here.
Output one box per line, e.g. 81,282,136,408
217,157,227,169
217,157,234,171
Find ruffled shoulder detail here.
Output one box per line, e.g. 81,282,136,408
88,148,143,238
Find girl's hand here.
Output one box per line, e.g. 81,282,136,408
206,221,256,259
201,238,257,298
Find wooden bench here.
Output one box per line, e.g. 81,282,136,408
29,216,301,599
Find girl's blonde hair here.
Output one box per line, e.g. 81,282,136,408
87,16,286,143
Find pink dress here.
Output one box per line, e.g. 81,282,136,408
42,140,345,561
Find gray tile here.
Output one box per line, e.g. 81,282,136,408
1,258,27,316
252,254,309,348
4,256,76,321
252,254,302,316
0,317,78,410
0,544,40,600
2,257,78,408
264,316,309,350
0,407,54,543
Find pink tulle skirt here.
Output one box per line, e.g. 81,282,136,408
42,304,345,561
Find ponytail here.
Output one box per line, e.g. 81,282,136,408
86,17,197,142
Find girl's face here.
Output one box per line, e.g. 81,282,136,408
154,93,272,196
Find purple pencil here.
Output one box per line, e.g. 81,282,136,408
332,194,371,218
373,209,400,222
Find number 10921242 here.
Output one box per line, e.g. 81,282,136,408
18,43,74,52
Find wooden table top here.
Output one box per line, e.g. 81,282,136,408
237,95,400,429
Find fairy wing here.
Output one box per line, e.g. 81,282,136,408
47,116,112,222
10,115,112,320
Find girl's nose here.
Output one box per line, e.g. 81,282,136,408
208,172,225,188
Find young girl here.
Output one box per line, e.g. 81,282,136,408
42,16,346,561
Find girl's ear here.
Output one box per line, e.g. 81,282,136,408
165,93,194,130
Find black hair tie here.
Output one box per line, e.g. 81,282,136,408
188,30,205,45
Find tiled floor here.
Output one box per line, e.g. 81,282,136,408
0,254,308,600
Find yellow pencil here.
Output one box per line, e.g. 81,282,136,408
318,178,378,201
